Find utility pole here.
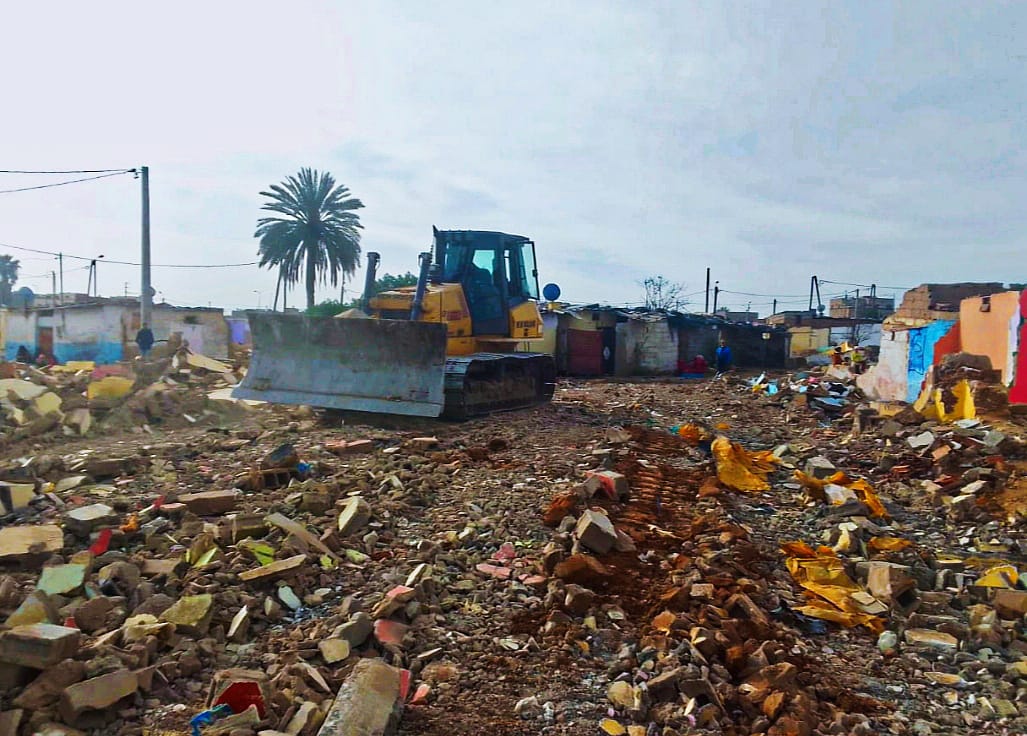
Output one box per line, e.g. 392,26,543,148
773,298,777,315
713,281,720,313
140,166,152,328
124,282,129,297
51,272,56,304
57,253,64,307
704,267,711,313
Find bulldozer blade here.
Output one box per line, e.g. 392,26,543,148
233,313,448,417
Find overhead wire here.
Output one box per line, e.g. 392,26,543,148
0,170,135,194
0,242,257,268
0,169,133,174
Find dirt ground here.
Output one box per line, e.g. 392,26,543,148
3,375,1026,736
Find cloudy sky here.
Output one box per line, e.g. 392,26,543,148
1,1,1024,315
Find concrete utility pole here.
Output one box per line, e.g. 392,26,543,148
140,166,152,328
705,267,711,313
57,253,64,307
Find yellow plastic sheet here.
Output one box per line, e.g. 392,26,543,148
867,537,914,553
914,379,976,423
782,541,885,632
50,361,96,373
794,470,889,519
86,376,134,400
976,564,1019,588
712,436,779,492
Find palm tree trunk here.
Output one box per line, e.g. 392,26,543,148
273,271,282,312
305,240,316,310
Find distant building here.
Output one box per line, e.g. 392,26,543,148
1,296,227,364
714,308,759,323
829,295,894,320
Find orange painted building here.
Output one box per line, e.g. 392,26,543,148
958,291,1021,384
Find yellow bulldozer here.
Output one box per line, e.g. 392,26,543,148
233,228,556,419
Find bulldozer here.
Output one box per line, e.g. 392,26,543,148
233,228,556,419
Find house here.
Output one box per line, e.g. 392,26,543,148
766,311,882,363
1,297,228,364
553,305,789,376
829,295,894,320
858,283,1025,404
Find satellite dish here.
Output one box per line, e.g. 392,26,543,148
542,283,561,302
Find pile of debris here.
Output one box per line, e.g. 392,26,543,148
0,419,509,735
0,348,251,446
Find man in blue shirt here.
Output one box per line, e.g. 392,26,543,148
715,339,732,374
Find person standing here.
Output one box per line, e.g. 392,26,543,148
715,339,732,374
136,324,155,359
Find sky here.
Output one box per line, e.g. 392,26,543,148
0,1,1025,315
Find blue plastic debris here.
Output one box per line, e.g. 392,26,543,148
190,704,233,736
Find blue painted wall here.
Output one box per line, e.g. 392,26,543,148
53,341,124,364
906,320,956,402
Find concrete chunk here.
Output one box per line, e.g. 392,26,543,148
14,659,86,709
59,670,138,723
574,509,618,554
804,456,836,479
0,525,63,564
316,658,403,736
37,563,88,596
335,612,373,649
0,624,81,669
6,591,61,627
239,554,307,582
337,497,372,538
159,593,214,636
64,503,117,537
590,470,630,501
179,490,239,516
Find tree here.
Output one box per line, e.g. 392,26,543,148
305,272,421,317
641,275,688,311
255,168,364,310
0,255,20,305
374,272,418,293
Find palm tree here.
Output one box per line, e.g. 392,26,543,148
0,255,20,305
255,169,364,310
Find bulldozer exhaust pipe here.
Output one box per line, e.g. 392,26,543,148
362,252,380,310
410,251,432,321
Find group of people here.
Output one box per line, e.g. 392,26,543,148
830,344,867,373
679,339,734,376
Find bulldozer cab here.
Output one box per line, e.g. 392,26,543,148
433,228,540,336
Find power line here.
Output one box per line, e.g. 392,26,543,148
0,242,257,268
820,279,912,291
0,169,132,174
0,170,134,194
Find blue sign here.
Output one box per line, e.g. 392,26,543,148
542,283,561,301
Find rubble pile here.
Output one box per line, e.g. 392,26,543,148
0,349,250,447
1,374,1027,735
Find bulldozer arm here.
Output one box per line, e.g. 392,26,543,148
233,313,448,417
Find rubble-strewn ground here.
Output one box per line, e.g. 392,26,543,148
3,369,1027,736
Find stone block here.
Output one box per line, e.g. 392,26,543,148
59,670,138,723
337,497,372,538
159,593,214,636
574,509,617,555
804,456,836,479
13,659,86,709
589,470,629,501
0,525,63,565
36,563,87,596
0,624,81,669
64,504,117,537
335,612,372,649
239,554,307,582
5,591,61,628
316,658,403,736
179,490,239,516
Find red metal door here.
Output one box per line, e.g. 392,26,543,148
567,329,603,376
